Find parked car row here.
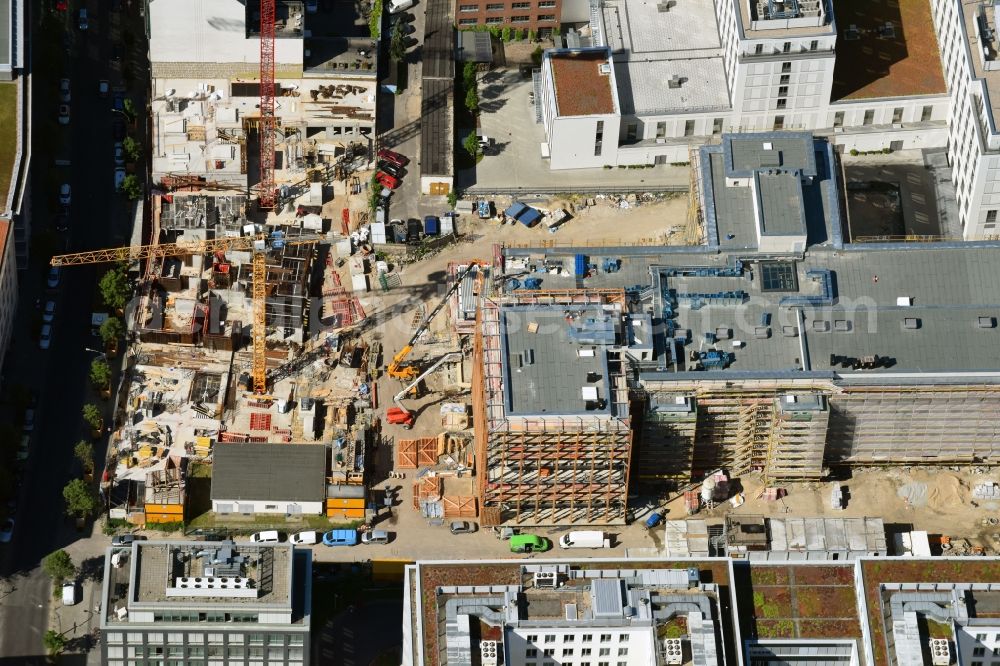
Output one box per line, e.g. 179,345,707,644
375,148,409,190
245,528,393,546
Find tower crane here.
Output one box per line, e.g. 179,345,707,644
258,0,277,210
50,230,323,394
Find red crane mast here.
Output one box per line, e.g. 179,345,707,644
258,0,277,210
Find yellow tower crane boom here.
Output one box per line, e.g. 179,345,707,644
51,230,323,394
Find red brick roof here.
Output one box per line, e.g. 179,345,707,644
551,52,615,117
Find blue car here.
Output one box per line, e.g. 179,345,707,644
321,529,358,546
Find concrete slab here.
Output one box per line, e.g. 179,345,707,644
462,69,689,194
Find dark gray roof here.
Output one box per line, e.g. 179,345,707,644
756,172,806,236
211,443,327,503
420,78,453,177
421,0,455,80
724,132,816,176
456,31,492,63
500,306,614,416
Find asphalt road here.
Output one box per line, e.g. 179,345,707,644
0,1,146,660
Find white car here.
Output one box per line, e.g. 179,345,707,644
59,78,71,103
249,530,283,543
42,300,56,323
289,530,318,545
58,104,70,125
59,183,71,205
47,267,61,288
39,324,52,349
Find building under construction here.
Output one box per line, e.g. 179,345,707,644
477,241,1000,525
474,289,633,526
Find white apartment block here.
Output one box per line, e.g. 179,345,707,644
540,0,1000,238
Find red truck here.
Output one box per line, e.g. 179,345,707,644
375,171,400,190
377,148,409,167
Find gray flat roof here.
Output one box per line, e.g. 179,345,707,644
500,306,613,416
211,443,327,503
757,172,807,236
500,245,1000,377
0,0,10,69
602,0,721,55
725,132,816,176
130,541,293,608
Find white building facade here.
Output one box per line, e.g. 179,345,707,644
537,0,1000,236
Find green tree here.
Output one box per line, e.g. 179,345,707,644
74,440,95,472
501,26,511,42
528,29,537,41
463,62,477,89
90,359,112,388
390,27,406,62
368,173,382,213
99,317,125,345
447,190,459,208
42,550,75,584
63,479,99,521
514,28,525,41
99,264,130,311
463,132,480,158
552,25,561,37
122,136,142,162
43,629,66,657
82,403,103,431
464,85,478,113
121,173,142,200
368,0,382,39
123,97,137,122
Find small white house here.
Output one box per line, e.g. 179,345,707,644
211,442,327,516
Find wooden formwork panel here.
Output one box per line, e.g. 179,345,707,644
397,439,417,469
397,437,437,469
411,476,442,509
442,495,477,518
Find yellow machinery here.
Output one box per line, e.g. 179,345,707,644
50,230,322,394
386,263,479,382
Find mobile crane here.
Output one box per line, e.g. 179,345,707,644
386,351,464,429
385,262,479,383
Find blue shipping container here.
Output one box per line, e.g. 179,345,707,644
424,215,440,235
574,254,587,277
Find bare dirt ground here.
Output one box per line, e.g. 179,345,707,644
673,467,1000,552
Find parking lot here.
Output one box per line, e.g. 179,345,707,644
465,68,689,193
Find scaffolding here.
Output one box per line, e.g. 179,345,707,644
474,291,633,527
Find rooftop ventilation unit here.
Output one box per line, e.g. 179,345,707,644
599,63,612,75
668,75,683,89
534,570,560,588
929,639,950,666
665,638,684,664
845,24,860,40
977,316,997,328
481,641,499,666
879,22,895,38
657,0,675,11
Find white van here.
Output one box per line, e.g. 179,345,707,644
558,530,611,549
388,0,415,14
62,581,79,606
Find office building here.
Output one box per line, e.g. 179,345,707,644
99,540,311,665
